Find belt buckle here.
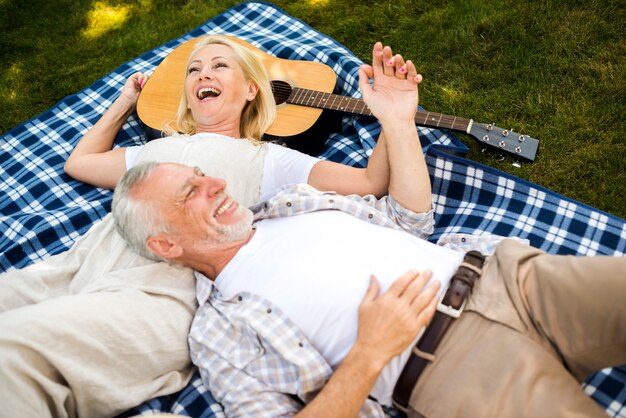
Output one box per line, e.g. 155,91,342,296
436,298,466,319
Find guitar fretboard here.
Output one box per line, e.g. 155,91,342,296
286,86,471,132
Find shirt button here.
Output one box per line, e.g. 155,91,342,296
237,296,243,302
298,342,304,348
266,308,272,314
328,199,334,204
286,202,292,207
461,237,466,243
368,213,374,219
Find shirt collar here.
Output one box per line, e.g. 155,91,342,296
194,183,320,306
194,270,215,305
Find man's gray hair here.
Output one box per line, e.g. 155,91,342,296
112,162,168,261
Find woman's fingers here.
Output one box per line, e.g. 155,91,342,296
373,42,422,83
382,46,395,76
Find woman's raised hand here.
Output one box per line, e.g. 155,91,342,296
119,72,150,107
358,42,422,124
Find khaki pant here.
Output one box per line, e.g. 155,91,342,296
408,239,626,418
0,216,197,418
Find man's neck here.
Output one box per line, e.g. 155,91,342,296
188,228,256,280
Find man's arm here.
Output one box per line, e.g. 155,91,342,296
358,43,432,214
191,270,439,418
296,270,440,417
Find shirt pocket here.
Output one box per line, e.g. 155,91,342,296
220,323,267,370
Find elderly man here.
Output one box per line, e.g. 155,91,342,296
112,159,625,418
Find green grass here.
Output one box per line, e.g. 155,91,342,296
1,0,624,218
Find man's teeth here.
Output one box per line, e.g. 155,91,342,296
215,199,233,216
197,87,221,100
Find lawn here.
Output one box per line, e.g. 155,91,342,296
1,0,624,218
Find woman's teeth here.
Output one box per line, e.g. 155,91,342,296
197,87,221,100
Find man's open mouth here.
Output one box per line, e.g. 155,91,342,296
214,197,234,217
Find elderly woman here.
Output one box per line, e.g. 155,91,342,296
64,35,426,205
0,35,428,418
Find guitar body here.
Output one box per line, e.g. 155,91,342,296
137,36,337,137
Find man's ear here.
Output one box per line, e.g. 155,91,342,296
246,81,259,102
146,235,183,260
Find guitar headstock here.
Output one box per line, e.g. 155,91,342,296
468,121,539,162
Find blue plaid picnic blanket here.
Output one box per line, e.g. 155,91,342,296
1,2,624,417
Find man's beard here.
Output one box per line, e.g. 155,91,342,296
187,204,254,253
213,205,254,244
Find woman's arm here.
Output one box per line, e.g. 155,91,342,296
64,72,148,189
358,43,431,213
307,130,390,198
308,43,430,210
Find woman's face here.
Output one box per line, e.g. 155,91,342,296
184,44,258,133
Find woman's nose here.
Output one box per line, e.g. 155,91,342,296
198,67,213,80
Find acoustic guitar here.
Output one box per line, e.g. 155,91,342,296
137,36,539,162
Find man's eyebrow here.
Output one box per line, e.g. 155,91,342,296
176,174,195,199
176,167,204,199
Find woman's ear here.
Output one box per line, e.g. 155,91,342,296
146,235,183,260
246,81,259,102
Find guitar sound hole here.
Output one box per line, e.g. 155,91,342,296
270,80,293,105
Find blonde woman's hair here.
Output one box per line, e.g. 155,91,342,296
162,35,276,141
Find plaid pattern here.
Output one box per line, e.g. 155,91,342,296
249,183,435,239
0,1,623,417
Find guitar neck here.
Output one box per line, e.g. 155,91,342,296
287,86,472,132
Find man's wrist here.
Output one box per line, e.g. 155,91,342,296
346,341,390,377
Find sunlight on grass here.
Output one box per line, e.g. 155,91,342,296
442,86,463,105
307,0,329,6
81,1,131,40
6,62,22,101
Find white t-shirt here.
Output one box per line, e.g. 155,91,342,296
125,134,320,201
215,210,465,406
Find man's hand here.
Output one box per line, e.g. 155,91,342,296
358,42,422,125
355,270,440,369
295,270,440,418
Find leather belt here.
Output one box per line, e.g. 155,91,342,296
392,250,486,411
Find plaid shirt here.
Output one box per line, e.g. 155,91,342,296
188,184,506,417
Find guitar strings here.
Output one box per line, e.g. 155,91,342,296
271,82,535,159
270,82,470,129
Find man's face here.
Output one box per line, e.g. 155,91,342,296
137,163,253,254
